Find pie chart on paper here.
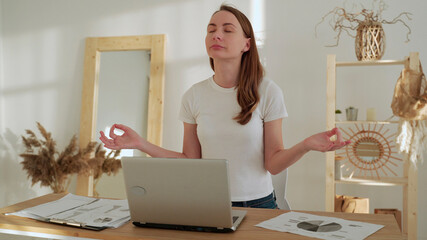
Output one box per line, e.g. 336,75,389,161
297,220,342,232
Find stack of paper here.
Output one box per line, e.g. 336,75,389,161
7,193,130,230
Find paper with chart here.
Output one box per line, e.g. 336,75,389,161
256,211,384,240
8,193,130,228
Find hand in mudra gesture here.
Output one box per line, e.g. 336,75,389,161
99,124,144,150
304,127,351,152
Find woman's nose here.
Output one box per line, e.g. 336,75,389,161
212,32,222,40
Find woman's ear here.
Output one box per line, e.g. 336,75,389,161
243,38,251,52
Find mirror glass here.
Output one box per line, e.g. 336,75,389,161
94,50,150,199
354,138,381,162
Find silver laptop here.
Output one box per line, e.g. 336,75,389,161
121,157,246,232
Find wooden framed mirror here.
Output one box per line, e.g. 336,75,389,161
76,35,166,196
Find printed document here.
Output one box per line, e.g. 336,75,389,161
256,211,384,240
8,193,130,229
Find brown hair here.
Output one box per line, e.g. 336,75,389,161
209,4,264,125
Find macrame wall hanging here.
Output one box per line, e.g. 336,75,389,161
336,123,403,179
391,60,427,166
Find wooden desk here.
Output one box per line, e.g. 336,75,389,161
0,193,403,240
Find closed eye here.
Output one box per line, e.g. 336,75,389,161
223,25,235,33
207,23,216,33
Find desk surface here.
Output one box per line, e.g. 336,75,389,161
0,193,402,240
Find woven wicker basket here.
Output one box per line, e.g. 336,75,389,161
355,22,385,61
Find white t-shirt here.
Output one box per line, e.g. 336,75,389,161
179,76,288,201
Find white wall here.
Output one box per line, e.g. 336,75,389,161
0,0,4,203
0,0,3,135
0,0,425,238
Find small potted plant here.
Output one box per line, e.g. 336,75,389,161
335,109,343,121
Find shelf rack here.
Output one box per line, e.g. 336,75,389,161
325,53,419,240
335,120,399,124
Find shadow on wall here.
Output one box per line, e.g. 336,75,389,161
3,0,188,35
0,129,37,207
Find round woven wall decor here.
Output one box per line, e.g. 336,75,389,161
355,22,385,61
336,123,402,179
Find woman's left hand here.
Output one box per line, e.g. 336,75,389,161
303,127,351,152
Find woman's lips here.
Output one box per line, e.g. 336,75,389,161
211,44,224,49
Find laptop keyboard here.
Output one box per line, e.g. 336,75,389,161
232,216,238,223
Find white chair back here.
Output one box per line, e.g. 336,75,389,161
282,168,291,210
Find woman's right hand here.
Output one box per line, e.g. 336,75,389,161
99,124,144,150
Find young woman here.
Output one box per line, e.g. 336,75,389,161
99,4,350,209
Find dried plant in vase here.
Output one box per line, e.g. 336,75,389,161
20,122,96,193
87,144,122,197
315,0,412,61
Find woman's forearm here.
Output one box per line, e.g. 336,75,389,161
265,140,310,175
136,140,188,158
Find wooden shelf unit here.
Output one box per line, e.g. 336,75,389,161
335,177,408,186
326,53,419,240
335,120,399,124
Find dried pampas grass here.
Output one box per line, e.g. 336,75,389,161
87,144,121,196
20,122,121,193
